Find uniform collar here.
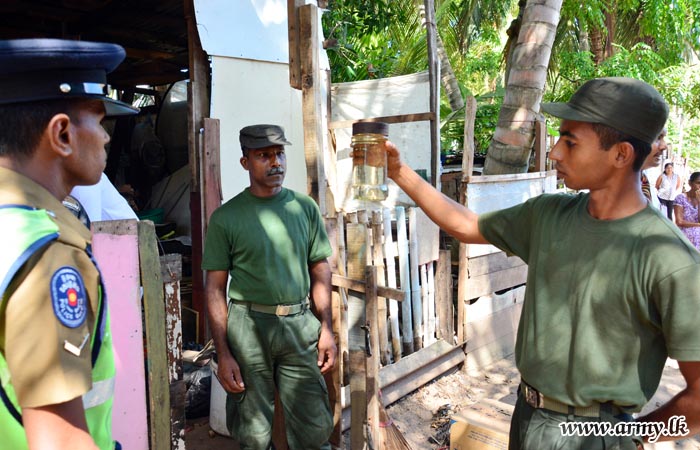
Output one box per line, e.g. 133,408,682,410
0,166,92,244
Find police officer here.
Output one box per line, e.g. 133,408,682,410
0,39,138,449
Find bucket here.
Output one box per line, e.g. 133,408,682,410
136,207,165,224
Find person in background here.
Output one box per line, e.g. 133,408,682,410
640,127,667,208
656,162,682,220
673,171,700,250
386,77,700,449
70,172,138,223
0,38,138,449
202,124,336,450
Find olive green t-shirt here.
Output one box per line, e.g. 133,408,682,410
479,193,700,411
202,188,332,305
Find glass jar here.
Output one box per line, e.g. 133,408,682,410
351,121,389,201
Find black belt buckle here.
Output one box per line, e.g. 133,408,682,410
523,384,543,408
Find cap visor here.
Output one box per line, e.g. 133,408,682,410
103,97,139,117
540,102,597,123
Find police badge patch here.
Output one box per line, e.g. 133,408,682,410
51,266,88,328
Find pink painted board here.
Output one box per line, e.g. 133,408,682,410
92,221,148,450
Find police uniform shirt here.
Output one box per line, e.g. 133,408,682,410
0,166,99,408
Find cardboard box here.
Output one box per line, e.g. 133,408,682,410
450,399,514,450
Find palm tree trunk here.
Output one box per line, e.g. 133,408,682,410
483,0,563,174
436,32,464,112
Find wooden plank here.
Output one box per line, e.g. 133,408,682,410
457,242,468,344
346,223,367,281
468,251,526,278
331,274,404,301
160,253,185,450
336,216,350,385
328,112,435,130
395,207,414,355
287,0,305,90
435,250,453,342
465,169,557,184
415,208,439,265
299,4,325,207
408,208,423,350
365,266,381,449
533,117,547,172
464,265,528,300
339,340,466,431
138,221,170,450
92,220,148,450
462,96,477,178
349,350,367,448
464,303,523,375
202,118,222,228
383,208,402,362
327,216,344,446
420,264,431,346
371,211,390,366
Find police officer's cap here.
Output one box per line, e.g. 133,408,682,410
0,38,139,116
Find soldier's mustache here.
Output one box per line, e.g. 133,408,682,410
268,167,285,176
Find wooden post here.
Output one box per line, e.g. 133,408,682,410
423,0,440,188
299,4,326,208
202,118,222,227
383,208,402,361
370,210,390,365
327,217,345,446
138,221,170,450
365,266,381,449
533,117,547,172
161,254,185,450
435,250,454,341
396,207,414,355
287,0,305,90
185,0,210,342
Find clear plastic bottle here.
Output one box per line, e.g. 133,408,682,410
351,121,389,201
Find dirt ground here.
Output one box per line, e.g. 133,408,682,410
184,356,700,450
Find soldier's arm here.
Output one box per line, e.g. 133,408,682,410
385,141,488,244
635,361,700,441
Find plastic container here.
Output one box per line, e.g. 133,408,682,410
351,121,389,201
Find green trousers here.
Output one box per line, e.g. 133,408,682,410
509,394,641,450
225,302,333,450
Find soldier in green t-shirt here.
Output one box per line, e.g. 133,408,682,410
386,78,700,449
202,124,336,449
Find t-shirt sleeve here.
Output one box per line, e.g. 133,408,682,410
202,210,232,271
653,264,700,361
477,196,541,262
306,199,332,263
5,244,94,408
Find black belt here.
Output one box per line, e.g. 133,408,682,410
231,299,309,316
520,381,622,418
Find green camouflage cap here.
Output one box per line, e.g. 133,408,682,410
239,124,292,150
541,77,668,145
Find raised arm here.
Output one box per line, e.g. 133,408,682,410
385,141,488,244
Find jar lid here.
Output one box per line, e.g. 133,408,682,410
352,121,389,136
